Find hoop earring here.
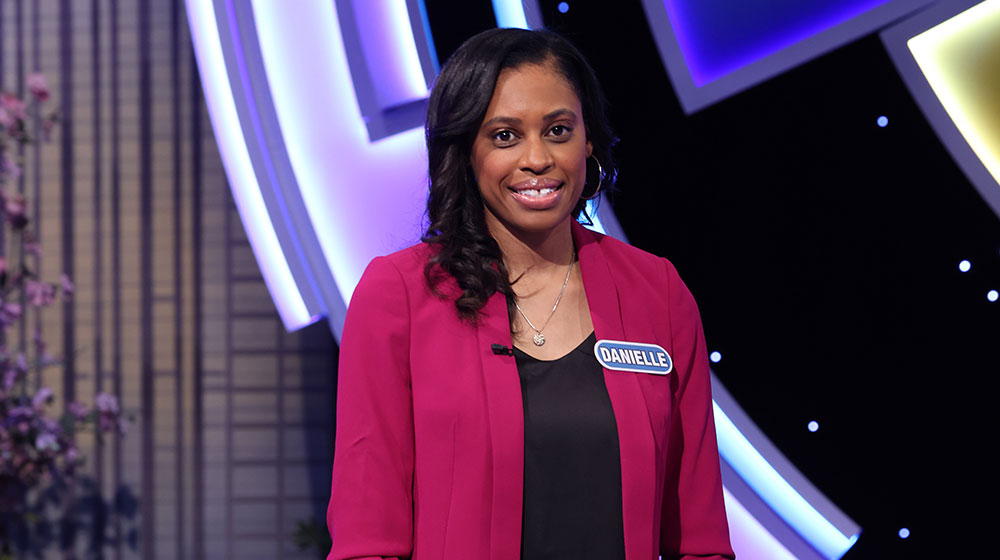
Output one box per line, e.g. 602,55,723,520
582,155,604,200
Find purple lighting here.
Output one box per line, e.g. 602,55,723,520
642,0,932,113
663,0,892,86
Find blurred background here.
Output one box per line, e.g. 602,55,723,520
0,0,997,559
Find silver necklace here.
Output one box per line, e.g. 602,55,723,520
513,258,574,346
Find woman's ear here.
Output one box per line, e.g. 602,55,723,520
586,140,593,158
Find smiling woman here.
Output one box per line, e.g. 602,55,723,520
326,28,735,560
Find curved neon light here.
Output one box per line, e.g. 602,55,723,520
250,0,428,312
715,403,859,558
185,0,311,329
723,488,798,560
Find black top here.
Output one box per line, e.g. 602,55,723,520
513,331,626,560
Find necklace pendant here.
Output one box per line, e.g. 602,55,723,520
532,332,545,346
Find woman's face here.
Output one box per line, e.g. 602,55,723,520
470,62,592,241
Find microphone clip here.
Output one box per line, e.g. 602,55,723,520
491,344,514,356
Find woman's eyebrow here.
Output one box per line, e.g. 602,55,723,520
543,108,577,121
481,109,578,130
481,116,522,129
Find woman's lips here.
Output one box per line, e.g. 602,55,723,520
508,179,564,210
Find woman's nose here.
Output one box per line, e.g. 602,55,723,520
519,137,554,174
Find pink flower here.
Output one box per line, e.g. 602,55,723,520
0,93,25,120
26,73,49,102
0,107,11,128
35,432,59,452
95,392,119,414
68,401,90,419
32,386,53,410
2,193,28,229
1,156,22,179
0,301,22,326
8,405,33,422
25,280,56,306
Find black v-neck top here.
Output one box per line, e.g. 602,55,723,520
513,331,626,560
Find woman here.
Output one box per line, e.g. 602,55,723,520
327,28,734,560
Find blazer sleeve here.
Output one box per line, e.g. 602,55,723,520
660,259,736,560
327,256,414,560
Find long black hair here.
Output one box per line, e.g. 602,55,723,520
422,28,618,328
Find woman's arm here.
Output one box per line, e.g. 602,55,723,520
660,259,736,560
327,257,414,560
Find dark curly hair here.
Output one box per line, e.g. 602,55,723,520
422,28,618,329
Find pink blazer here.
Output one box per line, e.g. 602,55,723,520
327,222,734,560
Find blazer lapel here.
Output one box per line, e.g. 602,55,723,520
574,223,657,560
475,290,524,560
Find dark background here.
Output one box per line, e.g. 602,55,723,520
425,1,1000,558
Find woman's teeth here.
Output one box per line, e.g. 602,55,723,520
517,187,557,197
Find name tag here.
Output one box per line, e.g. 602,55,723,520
594,339,672,375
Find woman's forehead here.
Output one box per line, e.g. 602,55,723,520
483,63,582,121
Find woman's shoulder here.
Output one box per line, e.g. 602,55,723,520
356,241,448,295
375,241,435,276
583,226,677,277
347,242,431,314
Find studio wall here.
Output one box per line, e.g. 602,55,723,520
0,1,336,558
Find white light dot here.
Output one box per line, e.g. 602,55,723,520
898,528,910,539
709,351,722,363
558,1,569,13
877,115,889,127
959,260,971,272
988,290,999,303
808,421,819,432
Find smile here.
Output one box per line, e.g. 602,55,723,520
507,179,565,210
508,178,564,196
512,186,560,198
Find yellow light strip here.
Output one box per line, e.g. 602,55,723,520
908,0,1000,187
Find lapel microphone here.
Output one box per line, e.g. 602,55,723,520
491,344,514,356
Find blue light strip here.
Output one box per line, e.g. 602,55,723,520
722,487,798,560
714,402,860,558
492,0,530,29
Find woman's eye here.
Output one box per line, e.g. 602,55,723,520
494,130,515,143
549,125,570,138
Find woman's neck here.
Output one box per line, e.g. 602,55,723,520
487,216,576,278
